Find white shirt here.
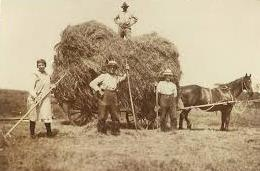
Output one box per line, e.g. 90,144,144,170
89,73,126,92
156,81,177,96
114,11,138,27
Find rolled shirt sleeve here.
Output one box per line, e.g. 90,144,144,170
130,15,138,25
114,14,120,24
156,82,163,94
89,74,105,92
117,73,127,83
90,73,127,92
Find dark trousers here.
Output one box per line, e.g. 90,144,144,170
159,94,177,131
118,27,131,39
97,90,120,134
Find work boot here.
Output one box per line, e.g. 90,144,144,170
170,118,178,130
111,121,120,136
97,120,107,134
45,123,55,138
29,121,36,139
160,120,167,132
170,118,178,134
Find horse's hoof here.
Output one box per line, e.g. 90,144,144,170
220,128,225,131
178,127,183,130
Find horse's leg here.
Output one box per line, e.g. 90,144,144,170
224,107,232,131
184,109,192,129
220,110,226,131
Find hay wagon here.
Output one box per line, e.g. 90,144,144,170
52,21,181,127
59,97,146,127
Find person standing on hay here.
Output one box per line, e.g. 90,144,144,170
114,2,138,39
27,59,56,138
154,69,178,132
89,60,129,135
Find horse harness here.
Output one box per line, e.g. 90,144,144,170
204,86,234,111
241,77,251,92
203,78,250,111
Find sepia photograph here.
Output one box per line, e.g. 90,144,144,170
0,0,260,170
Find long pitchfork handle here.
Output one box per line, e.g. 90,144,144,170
126,60,137,130
4,72,67,138
155,83,160,130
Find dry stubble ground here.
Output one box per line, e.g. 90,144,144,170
0,108,260,171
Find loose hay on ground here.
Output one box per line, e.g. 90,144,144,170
2,118,260,171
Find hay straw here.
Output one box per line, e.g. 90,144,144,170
52,20,181,122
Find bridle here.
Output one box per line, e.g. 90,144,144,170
232,77,252,114
241,77,251,93
225,77,251,101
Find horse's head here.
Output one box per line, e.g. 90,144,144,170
242,73,253,97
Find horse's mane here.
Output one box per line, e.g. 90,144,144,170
215,77,243,89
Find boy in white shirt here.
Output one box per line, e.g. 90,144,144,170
155,69,178,131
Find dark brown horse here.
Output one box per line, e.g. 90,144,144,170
179,74,253,131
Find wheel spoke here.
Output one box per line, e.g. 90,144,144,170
69,110,81,114
74,113,83,121
67,103,95,126
69,112,81,116
79,115,87,125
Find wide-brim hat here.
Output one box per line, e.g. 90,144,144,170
162,69,173,76
106,60,119,68
121,2,129,8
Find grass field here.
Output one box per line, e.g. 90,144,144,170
0,89,28,116
0,106,260,171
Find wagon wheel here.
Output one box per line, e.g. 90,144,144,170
126,111,147,129
66,99,94,126
68,108,89,126
125,110,132,125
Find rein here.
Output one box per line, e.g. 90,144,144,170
232,78,251,113
200,78,246,112
205,78,251,113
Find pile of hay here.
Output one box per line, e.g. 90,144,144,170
52,20,181,121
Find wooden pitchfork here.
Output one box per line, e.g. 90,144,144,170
125,60,138,130
154,82,160,130
0,72,67,146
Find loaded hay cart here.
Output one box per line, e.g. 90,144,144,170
52,21,181,127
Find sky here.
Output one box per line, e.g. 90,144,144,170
0,0,260,91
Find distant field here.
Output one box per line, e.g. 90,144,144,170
0,89,65,119
0,89,28,116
